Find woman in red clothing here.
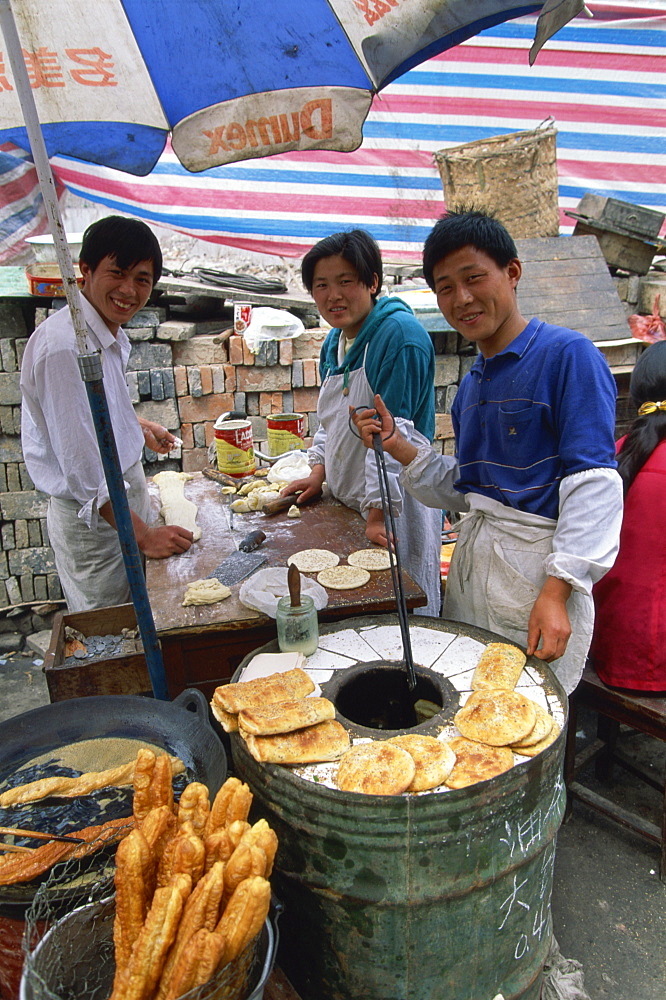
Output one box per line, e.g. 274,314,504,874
589,341,666,691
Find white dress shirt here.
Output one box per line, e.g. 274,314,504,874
20,295,145,528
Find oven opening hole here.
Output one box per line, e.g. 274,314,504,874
333,663,444,731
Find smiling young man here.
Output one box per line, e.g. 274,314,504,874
20,216,193,612
352,209,623,693
282,229,442,615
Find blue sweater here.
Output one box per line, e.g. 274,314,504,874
452,318,618,519
319,295,435,441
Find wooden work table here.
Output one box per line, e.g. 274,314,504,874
145,473,426,698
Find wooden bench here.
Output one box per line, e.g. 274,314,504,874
565,663,666,881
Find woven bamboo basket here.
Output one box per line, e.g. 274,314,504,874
434,123,560,239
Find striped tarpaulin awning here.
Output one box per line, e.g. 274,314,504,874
0,142,65,263
4,2,666,261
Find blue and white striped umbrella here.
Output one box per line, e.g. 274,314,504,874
0,0,581,176
38,4,666,261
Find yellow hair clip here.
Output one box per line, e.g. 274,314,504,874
638,400,666,416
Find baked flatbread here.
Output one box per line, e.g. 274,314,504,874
387,735,456,792
510,703,554,748
212,667,314,715
336,742,415,795
241,720,350,764
287,549,339,572
511,721,561,757
317,565,371,590
444,737,515,789
347,549,391,571
454,689,536,746
238,697,335,736
471,642,526,691
210,704,239,733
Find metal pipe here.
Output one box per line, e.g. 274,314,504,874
81,356,168,700
371,433,417,691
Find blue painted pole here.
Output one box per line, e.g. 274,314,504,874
80,354,169,701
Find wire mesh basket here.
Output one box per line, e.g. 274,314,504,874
21,855,278,1000
433,121,560,239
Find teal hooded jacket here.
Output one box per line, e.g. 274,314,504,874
318,295,435,441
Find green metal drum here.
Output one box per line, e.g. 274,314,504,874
231,617,568,1000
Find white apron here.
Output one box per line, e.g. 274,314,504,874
47,459,151,613
444,494,594,694
318,351,442,616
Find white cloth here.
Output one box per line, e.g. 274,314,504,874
46,459,151,612
444,494,593,694
400,444,622,691
20,296,145,528
401,448,622,596
308,342,442,616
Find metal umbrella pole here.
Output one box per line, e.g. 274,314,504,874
349,408,417,692
0,0,168,699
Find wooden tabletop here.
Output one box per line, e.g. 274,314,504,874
145,473,426,637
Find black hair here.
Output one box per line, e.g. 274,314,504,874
617,340,666,494
79,215,162,285
422,207,518,290
301,229,382,302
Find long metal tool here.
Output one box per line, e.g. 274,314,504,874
369,429,418,691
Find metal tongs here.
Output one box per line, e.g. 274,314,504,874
350,408,417,692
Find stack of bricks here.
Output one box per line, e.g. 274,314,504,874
173,330,324,472
0,300,466,608
0,302,61,605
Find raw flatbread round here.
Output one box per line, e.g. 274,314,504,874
511,721,561,757
511,703,554,748
182,578,231,607
317,565,371,590
454,689,536,746
444,737,515,789
348,548,391,571
336,741,415,795
287,549,340,573
387,735,456,791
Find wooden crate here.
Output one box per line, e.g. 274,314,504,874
44,603,151,702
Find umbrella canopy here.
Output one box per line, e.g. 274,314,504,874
0,0,584,176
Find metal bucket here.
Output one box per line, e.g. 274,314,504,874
20,895,280,1000
230,616,568,1000
266,413,305,457
214,417,256,478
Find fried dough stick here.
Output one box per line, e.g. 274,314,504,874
217,875,271,966
0,815,131,886
161,927,226,1000
0,753,184,810
241,819,278,877
109,873,191,1000
157,821,204,888
112,829,154,982
204,778,252,835
138,805,176,859
222,843,267,906
177,781,210,837
203,829,234,872
155,861,226,1000
133,750,179,825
